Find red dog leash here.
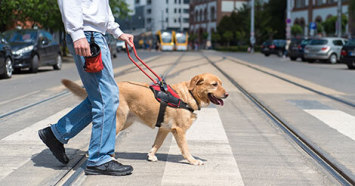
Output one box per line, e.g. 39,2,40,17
125,43,162,84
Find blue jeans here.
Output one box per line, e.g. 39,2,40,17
51,32,119,166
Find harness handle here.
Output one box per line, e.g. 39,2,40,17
125,42,162,84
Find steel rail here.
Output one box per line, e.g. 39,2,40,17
203,53,354,186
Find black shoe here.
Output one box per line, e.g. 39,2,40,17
85,160,133,176
38,126,69,164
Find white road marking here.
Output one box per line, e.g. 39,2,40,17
305,109,355,141
161,108,244,186
0,108,71,181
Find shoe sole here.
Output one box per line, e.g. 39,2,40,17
84,168,133,176
38,129,69,164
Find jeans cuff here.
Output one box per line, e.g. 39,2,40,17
50,125,68,144
86,156,115,167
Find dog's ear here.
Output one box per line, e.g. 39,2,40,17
189,74,204,90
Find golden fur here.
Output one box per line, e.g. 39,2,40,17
62,73,228,165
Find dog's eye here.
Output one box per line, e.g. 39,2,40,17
212,82,218,87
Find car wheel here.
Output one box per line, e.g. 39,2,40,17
0,58,13,79
264,53,270,57
347,62,355,69
53,54,62,70
307,59,315,63
329,53,337,64
290,57,297,61
301,57,306,62
29,55,39,73
278,50,283,57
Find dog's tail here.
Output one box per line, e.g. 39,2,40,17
61,79,87,100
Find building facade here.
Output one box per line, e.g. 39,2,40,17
189,0,249,41
291,0,351,37
145,0,190,32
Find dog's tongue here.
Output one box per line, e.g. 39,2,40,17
218,99,224,106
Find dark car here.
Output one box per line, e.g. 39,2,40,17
261,39,286,57
3,29,62,73
288,38,311,61
340,39,355,69
0,34,14,79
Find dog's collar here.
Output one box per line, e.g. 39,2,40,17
189,90,201,111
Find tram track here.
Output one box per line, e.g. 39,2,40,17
203,53,354,185
0,55,162,121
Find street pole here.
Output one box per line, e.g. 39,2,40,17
250,0,255,54
286,0,291,40
337,0,342,37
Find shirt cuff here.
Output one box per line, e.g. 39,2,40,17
112,28,124,39
70,30,86,42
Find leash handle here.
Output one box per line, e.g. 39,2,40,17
125,42,162,84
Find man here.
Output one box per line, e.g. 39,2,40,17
38,0,134,176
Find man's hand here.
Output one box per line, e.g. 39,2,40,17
74,38,91,57
118,33,134,47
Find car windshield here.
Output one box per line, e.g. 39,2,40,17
263,40,272,45
273,40,285,46
310,39,327,45
301,39,311,45
345,39,355,46
3,30,37,43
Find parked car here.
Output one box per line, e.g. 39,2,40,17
288,38,312,61
303,37,347,64
104,34,117,58
340,39,355,69
2,29,62,73
261,39,286,57
0,33,14,79
116,40,132,53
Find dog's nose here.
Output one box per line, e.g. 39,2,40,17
224,92,229,98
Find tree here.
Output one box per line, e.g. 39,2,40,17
322,14,348,36
223,31,233,46
291,24,303,36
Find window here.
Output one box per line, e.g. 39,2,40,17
184,0,189,4
147,18,152,23
135,0,140,4
316,0,324,6
174,9,177,13
183,18,189,23
333,40,343,46
210,7,215,21
147,0,152,4
295,0,306,8
147,9,152,14
183,8,189,13
166,8,168,13
166,0,168,3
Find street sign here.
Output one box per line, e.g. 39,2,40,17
286,18,291,24
309,22,316,30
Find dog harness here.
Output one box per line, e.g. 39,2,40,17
125,43,200,127
150,81,200,127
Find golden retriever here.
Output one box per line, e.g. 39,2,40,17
62,73,228,165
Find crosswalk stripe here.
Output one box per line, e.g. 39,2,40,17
161,108,244,185
0,108,71,181
304,109,355,141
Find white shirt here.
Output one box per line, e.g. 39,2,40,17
57,0,124,42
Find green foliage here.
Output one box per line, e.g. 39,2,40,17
211,32,221,42
215,0,286,47
223,31,233,46
110,0,131,19
322,14,348,36
291,24,303,36
0,0,130,32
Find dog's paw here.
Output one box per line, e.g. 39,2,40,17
147,153,158,162
190,159,204,165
